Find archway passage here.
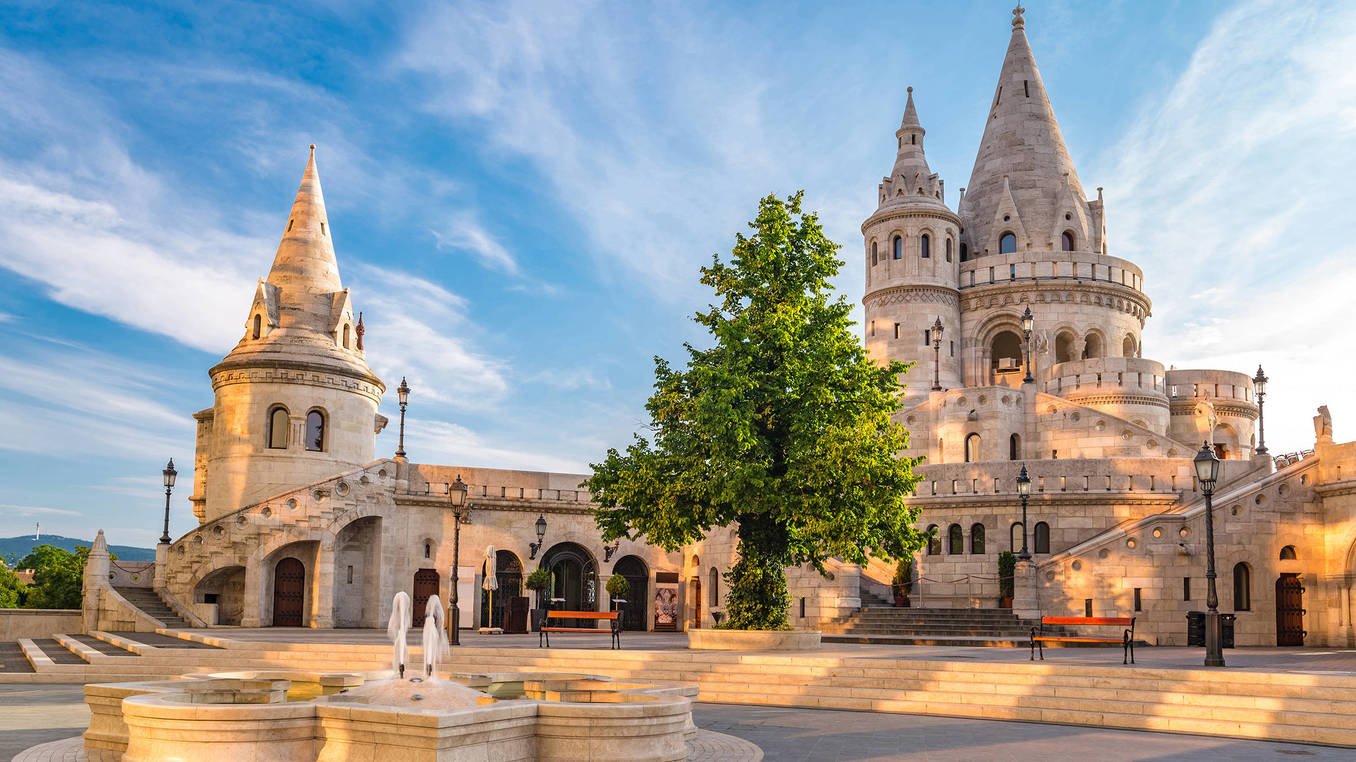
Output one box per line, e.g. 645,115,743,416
480,551,523,630
542,542,597,628
195,565,245,626
1276,573,1305,646
613,555,649,631
272,557,305,627
412,568,440,628
991,330,1023,376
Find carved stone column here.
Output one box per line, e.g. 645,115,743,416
1012,558,1040,620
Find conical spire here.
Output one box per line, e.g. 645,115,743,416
959,6,1090,256
879,86,945,211
267,145,343,306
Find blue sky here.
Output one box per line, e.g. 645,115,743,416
2,1,1354,548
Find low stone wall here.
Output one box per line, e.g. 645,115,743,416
686,629,822,651
0,609,82,640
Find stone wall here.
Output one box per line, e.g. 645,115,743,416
0,609,82,640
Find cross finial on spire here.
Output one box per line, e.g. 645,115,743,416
1012,4,1025,29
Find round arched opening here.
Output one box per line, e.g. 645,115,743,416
540,542,598,624
480,550,524,630
612,555,649,631
991,330,1023,376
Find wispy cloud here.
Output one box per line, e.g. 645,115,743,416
402,417,587,474
0,504,82,518
432,210,519,275
1102,0,1356,450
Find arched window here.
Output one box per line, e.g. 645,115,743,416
1083,332,1104,359
964,433,981,463
708,567,719,608
990,330,1022,375
945,238,953,262
1034,522,1050,554
1123,334,1137,358
871,241,878,266
1055,331,1078,363
342,324,351,349
424,542,432,560
305,409,326,452
920,234,930,259
1061,231,1075,251
892,235,903,260
960,242,969,262
1009,434,1021,461
1279,545,1297,560
970,523,985,554
252,314,262,340
267,406,290,449
926,525,940,556
999,232,1017,254
1233,563,1251,611
1010,522,1025,552
948,524,964,555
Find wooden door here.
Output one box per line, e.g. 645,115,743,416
412,568,440,627
1275,574,1305,646
689,576,702,629
272,557,306,627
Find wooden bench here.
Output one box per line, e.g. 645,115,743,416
1031,616,1136,664
539,610,621,649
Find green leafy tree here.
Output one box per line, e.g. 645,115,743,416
0,565,24,608
586,192,926,631
17,544,96,610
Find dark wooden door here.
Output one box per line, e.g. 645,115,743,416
1276,574,1305,646
689,576,702,629
272,557,305,627
612,556,649,631
412,568,440,627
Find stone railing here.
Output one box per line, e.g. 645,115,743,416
1044,357,1167,397
913,457,1258,499
959,250,1145,293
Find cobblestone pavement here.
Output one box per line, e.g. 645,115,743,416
0,686,87,762
692,703,1353,761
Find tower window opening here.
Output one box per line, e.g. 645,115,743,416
893,236,902,260
911,134,916,145
320,222,325,235
871,241,878,266
950,340,954,357
923,329,930,346
1279,545,1297,560
252,314,262,340
960,242,969,262
1233,563,1251,611
1009,264,1016,280
921,234,930,259
287,219,294,232
267,406,290,449
893,323,901,340
945,238,952,262
342,324,351,349
995,85,1002,105
1034,522,1050,554
305,409,326,452
999,232,1017,254
1061,231,1075,251
1024,79,1030,97
964,433,981,463
870,321,875,337
948,524,964,555
970,523,986,554
424,542,431,560
926,525,940,556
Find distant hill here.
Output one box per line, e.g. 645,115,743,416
0,535,156,567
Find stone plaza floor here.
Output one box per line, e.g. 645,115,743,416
3,684,1354,762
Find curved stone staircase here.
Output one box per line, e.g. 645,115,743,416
112,587,190,629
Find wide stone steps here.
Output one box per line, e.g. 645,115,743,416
448,648,1356,746
112,587,190,628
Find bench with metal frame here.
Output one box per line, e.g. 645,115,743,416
539,610,622,649
1030,615,1136,664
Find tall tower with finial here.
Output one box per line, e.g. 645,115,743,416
190,146,387,523
862,87,963,403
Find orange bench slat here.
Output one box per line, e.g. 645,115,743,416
545,611,618,620
542,627,612,633
1041,616,1133,626
1033,636,1124,643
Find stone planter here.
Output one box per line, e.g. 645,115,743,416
686,628,821,651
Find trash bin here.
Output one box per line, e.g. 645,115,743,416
1186,610,1235,648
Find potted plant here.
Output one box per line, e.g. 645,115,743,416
606,573,630,610
892,558,913,607
998,551,1016,608
525,568,551,630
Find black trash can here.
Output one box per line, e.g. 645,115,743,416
1186,610,1235,648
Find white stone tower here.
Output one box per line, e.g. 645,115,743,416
862,88,963,403
190,146,386,523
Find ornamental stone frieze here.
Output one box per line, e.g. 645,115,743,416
962,282,1150,321
862,286,959,307
1056,393,1171,410
210,365,384,402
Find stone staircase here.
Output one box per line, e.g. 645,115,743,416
113,587,191,628
822,606,1051,647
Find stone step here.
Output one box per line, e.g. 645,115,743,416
112,587,191,628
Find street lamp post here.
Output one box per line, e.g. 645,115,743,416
395,377,411,461
1194,442,1225,667
1015,464,1031,560
446,475,469,646
528,514,548,560
1021,306,1035,384
159,459,177,544
1253,365,1268,456
931,316,944,391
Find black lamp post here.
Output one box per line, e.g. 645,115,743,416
1021,306,1035,384
395,377,410,460
931,316,944,391
446,475,469,646
528,514,547,560
1016,464,1031,560
1253,365,1268,456
159,459,177,544
1194,442,1224,667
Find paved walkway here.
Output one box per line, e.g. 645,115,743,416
1,686,1349,762
173,628,1356,675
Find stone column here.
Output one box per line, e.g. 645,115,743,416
154,542,169,592
311,543,336,629
82,530,111,634
240,563,264,628
1012,558,1040,620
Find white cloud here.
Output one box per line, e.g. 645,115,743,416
1101,0,1356,452
0,504,82,518
401,417,587,474
432,211,520,275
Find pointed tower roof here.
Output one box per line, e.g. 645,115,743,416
267,145,343,303
959,6,1090,256
876,87,948,214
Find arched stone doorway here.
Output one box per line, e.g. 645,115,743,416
990,330,1023,380
480,550,524,629
412,568,440,627
1276,573,1305,646
272,557,306,627
194,565,245,626
612,555,649,631
541,542,597,626
334,516,382,628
